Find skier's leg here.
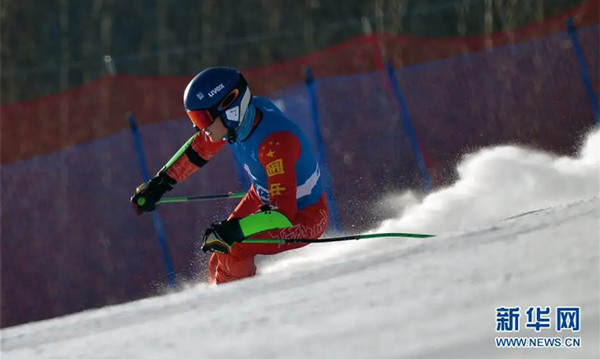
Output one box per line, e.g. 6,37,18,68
208,194,328,284
207,186,262,284
209,251,257,284
233,194,329,256
208,253,219,285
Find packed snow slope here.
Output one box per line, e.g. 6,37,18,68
2,129,599,359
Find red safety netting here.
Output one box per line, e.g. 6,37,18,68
2,0,597,165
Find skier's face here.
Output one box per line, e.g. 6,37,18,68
203,116,228,142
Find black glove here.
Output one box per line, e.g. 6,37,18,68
130,172,176,216
201,218,245,254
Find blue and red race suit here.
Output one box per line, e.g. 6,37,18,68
164,96,329,284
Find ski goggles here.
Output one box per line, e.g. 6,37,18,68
187,109,218,131
186,87,245,131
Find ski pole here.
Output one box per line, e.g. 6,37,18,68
242,232,434,244
157,191,246,204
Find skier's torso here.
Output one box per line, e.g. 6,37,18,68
230,96,322,210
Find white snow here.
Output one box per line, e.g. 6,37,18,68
2,129,599,359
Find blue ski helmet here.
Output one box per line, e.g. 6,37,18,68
183,67,252,142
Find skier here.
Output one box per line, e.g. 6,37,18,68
130,67,329,284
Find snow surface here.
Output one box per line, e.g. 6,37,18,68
2,129,599,359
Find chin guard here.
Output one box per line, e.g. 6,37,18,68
227,128,237,143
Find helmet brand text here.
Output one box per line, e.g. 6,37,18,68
208,84,225,98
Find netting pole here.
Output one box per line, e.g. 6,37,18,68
567,19,600,126
128,112,178,289
384,61,432,193
304,67,342,232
